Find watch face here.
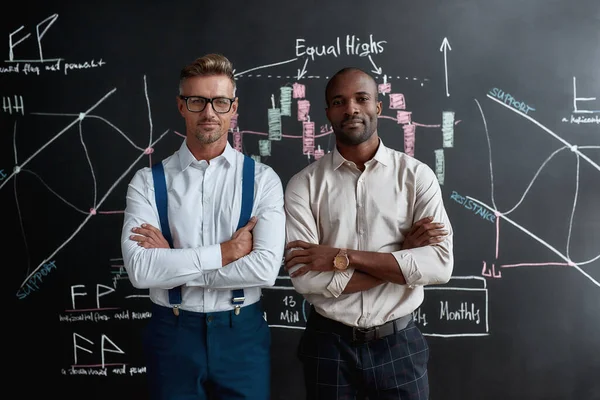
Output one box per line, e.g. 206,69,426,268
334,257,342,269
334,255,347,270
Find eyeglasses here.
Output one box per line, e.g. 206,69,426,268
179,95,235,113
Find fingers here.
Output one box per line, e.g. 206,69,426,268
129,234,146,243
141,223,159,231
284,255,312,270
130,226,155,242
285,240,313,250
284,249,307,263
131,226,150,237
130,234,155,248
407,216,434,236
412,222,445,239
412,216,434,229
427,235,446,244
403,218,448,250
413,228,448,247
284,248,310,268
232,217,257,239
421,227,448,239
243,216,257,230
235,216,257,233
130,224,165,248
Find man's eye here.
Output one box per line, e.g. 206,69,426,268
359,97,369,102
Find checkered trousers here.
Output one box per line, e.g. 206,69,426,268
298,318,430,400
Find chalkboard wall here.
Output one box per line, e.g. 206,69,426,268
3,1,599,399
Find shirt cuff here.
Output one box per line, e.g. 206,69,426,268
196,244,222,272
392,251,422,288
326,269,354,298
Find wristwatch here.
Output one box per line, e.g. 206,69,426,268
333,248,349,271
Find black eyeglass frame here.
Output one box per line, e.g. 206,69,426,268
179,95,236,113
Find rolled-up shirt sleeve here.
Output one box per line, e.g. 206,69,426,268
325,268,355,298
121,168,221,290
392,165,454,286
186,168,286,289
284,173,348,297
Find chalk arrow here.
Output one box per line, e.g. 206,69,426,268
296,58,309,80
440,37,452,97
234,57,298,77
368,55,382,75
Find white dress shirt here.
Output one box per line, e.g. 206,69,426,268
284,139,454,328
121,139,285,313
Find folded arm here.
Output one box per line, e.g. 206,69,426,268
284,165,454,297
121,169,222,290
185,168,286,290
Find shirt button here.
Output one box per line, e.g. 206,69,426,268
207,288,212,292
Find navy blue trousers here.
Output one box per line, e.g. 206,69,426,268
298,316,429,400
143,301,271,400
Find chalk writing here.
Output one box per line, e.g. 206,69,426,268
2,14,107,76
16,260,57,299
572,76,599,114
440,301,481,324
488,88,535,114
450,190,496,223
2,95,24,115
295,34,387,61
562,114,600,125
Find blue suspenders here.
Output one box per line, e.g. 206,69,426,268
151,155,255,316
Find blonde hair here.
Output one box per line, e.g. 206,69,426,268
178,53,236,95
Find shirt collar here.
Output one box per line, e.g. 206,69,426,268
332,138,391,170
372,139,391,166
177,139,236,171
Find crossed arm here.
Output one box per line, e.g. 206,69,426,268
121,167,285,290
129,217,258,266
285,216,448,294
283,165,454,297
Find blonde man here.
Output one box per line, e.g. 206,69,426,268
121,54,285,399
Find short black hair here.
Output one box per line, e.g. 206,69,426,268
325,67,378,107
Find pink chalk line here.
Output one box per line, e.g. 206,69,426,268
501,262,575,268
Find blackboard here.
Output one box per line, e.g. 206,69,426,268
3,1,599,399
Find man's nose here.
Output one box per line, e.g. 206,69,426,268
201,101,217,117
343,100,360,116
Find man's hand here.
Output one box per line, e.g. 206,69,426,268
130,223,170,249
284,240,338,278
401,216,448,250
221,216,258,265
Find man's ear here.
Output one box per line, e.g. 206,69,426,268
231,97,238,114
376,100,382,116
177,96,186,116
